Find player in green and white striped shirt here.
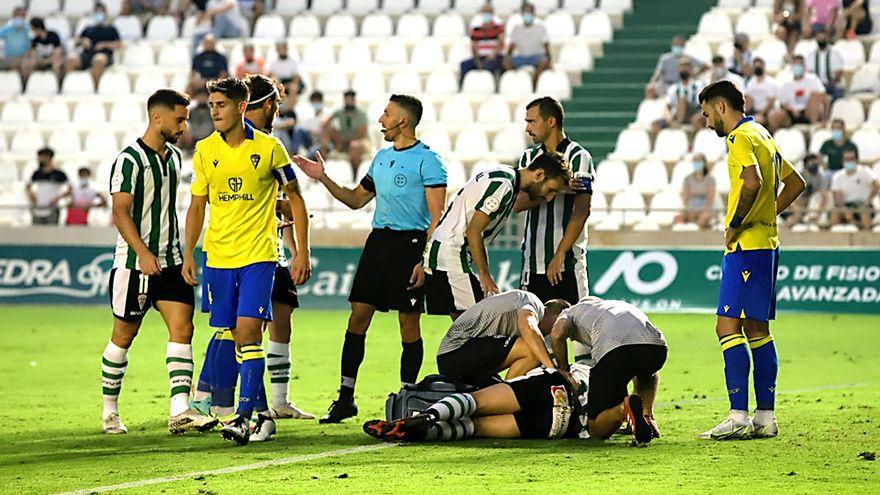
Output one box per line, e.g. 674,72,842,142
424,153,572,319
100,89,216,436
514,97,595,364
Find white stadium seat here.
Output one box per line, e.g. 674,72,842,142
301,41,336,66
310,0,344,16
397,14,430,38
867,100,880,126
545,12,576,41
36,101,70,124
419,0,452,16
652,129,689,162
0,71,22,96
419,101,438,124
346,0,380,16
635,99,666,126
84,130,120,155
557,41,594,72
461,70,496,95
492,126,528,161
718,0,751,7
380,0,416,16
692,128,727,162
48,129,82,154
587,188,609,224
609,191,646,226
669,159,694,189
315,71,350,95
610,129,650,162
253,15,286,39
113,15,143,41
684,38,712,65
492,0,522,16
325,15,358,38
122,43,155,67
830,98,865,129
711,161,730,194
289,15,321,39
351,72,386,100
869,40,880,65
630,159,669,194
535,70,571,99
29,0,60,17
275,0,308,15
477,98,512,124
25,72,58,96
97,72,131,95
753,39,788,72
563,0,598,14
374,41,408,65
433,13,466,38
73,101,106,124
851,128,880,163
158,43,191,67
410,39,445,70
388,72,423,93
45,16,71,42
2,100,34,123
445,159,468,191
593,160,630,194
360,14,394,37
425,70,458,94
470,160,504,178
735,9,771,38
453,129,490,161
697,11,733,41
498,69,534,96
10,130,45,155
809,128,832,154
337,40,373,68
420,126,452,156
833,40,866,71
774,128,806,162
439,97,474,124
446,40,472,66
579,11,613,42
109,100,145,124
134,73,165,96
145,15,178,41
848,66,880,96
453,0,483,16
64,0,94,17
600,0,633,15
793,38,818,58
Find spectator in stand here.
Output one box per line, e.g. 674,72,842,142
301,90,329,152
322,89,369,177
745,58,779,128
503,2,551,88
25,148,69,226
729,33,753,78
774,0,806,54
768,55,829,130
235,42,266,78
270,40,302,105
806,31,844,100
820,119,859,171
179,87,213,152
274,107,313,157
830,149,879,230
783,153,831,227
62,167,108,226
123,0,170,19
238,0,265,29
842,0,873,37
191,0,246,52
190,34,228,90
645,35,707,98
653,59,704,132
460,3,504,86
675,153,717,229
0,6,31,83
705,55,746,89
66,3,121,88
804,0,840,37
23,18,64,83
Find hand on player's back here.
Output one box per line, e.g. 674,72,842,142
291,152,327,181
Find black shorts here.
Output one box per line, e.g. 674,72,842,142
586,344,668,420
506,368,576,439
271,264,300,309
521,270,588,305
348,228,426,313
436,335,516,387
109,264,195,322
785,109,811,125
424,270,483,315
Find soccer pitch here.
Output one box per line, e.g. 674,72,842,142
1,306,877,494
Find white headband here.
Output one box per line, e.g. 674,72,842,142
249,85,278,105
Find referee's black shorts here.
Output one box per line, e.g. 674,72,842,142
349,228,427,313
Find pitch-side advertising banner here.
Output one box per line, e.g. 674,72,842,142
0,246,878,314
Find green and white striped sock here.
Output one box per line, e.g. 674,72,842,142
424,419,474,441
267,340,290,408
166,342,193,416
426,393,476,421
101,341,128,417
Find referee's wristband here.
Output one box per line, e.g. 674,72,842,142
729,214,745,229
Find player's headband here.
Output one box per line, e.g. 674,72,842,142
249,85,278,105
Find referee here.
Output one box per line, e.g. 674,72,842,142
293,94,447,423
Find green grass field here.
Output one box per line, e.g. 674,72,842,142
0,306,877,494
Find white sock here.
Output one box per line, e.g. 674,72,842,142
267,340,291,408
753,409,775,424
102,341,128,418
166,342,193,416
729,409,749,423
424,418,475,441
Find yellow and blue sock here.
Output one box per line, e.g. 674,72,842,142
749,334,778,411
212,330,238,414
719,333,750,412
237,343,266,419
193,333,218,401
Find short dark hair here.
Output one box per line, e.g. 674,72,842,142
544,298,571,317
843,147,859,160
37,147,54,158
206,77,250,103
30,18,45,30
698,80,745,112
804,152,820,163
753,56,765,65
528,151,572,183
78,167,91,175
711,55,724,64
526,96,564,128
344,89,356,98
389,94,423,129
244,74,284,111
794,54,805,62
147,88,191,110
309,90,323,101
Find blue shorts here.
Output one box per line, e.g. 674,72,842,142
510,54,546,68
716,247,779,322
204,261,275,329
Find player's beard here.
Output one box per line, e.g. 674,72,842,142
713,115,726,137
524,181,544,201
161,128,181,144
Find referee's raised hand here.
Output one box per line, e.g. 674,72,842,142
291,152,327,181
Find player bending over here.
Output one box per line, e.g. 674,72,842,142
549,296,668,445
697,81,805,440
364,365,591,442
435,290,570,387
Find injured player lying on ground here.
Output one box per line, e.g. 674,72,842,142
363,365,592,442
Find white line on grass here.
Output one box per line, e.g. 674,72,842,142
53,443,395,495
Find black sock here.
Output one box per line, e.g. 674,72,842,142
400,339,424,386
338,331,366,402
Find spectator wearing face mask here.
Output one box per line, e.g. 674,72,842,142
322,89,369,176
646,35,707,98
23,18,64,83
768,55,829,130
460,3,505,86
270,40,302,101
25,148,69,226
674,153,717,229
0,6,33,83
820,119,859,171
782,153,832,227
66,2,121,88
730,33,753,78
745,58,779,129
805,31,844,101
503,3,551,88
301,90,329,149
235,42,266,78
652,59,705,133
830,149,879,230
705,54,745,89
62,167,108,226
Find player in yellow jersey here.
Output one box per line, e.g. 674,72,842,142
181,77,311,446
697,81,805,440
